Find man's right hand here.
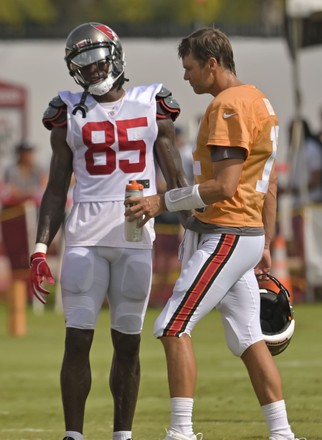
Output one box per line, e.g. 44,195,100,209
254,247,271,277
30,252,55,304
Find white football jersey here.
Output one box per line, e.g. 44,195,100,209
60,83,163,248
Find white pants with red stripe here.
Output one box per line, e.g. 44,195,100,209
153,232,265,356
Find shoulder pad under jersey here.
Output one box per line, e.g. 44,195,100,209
42,95,67,131
156,86,180,122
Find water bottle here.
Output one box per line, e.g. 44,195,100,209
124,180,144,242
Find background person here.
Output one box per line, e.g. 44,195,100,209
29,22,189,440
288,117,322,209
125,27,305,440
1,141,46,298
174,126,194,186
1,141,46,209
287,117,322,260
316,105,322,145
151,126,194,305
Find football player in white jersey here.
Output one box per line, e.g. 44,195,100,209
30,22,189,440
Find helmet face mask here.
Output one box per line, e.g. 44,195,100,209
257,274,295,356
65,22,125,96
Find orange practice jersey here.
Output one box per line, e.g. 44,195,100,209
193,84,278,228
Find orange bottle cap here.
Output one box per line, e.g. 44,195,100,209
126,180,144,190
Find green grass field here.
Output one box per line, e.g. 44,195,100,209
0,301,321,440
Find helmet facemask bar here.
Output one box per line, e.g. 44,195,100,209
64,22,127,116
65,41,125,96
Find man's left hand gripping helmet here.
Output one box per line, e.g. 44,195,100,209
65,22,125,96
257,274,295,356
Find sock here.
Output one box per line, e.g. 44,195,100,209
170,397,194,437
65,431,83,440
112,431,132,440
262,400,295,439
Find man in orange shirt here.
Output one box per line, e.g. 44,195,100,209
125,28,305,440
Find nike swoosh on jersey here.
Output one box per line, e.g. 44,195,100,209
223,112,237,119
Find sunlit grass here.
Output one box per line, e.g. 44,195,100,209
0,302,321,440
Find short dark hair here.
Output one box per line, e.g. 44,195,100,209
178,27,236,75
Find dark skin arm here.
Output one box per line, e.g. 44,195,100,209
35,125,73,247
154,118,191,226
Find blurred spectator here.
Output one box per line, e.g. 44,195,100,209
1,142,46,208
0,141,47,295
155,124,193,207
287,118,322,263
174,126,194,185
289,118,322,208
316,106,322,145
151,126,193,305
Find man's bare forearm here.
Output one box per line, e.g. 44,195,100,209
262,165,277,249
36,189,68,247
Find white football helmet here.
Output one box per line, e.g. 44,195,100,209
65,22,125,96
258,274,295,356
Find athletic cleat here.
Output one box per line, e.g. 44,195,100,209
62,438,75,440
164,429,203,440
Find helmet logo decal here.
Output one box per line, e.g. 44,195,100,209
74,39,90,49
96,25,117,41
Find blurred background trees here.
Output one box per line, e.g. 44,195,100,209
0,0,284,38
